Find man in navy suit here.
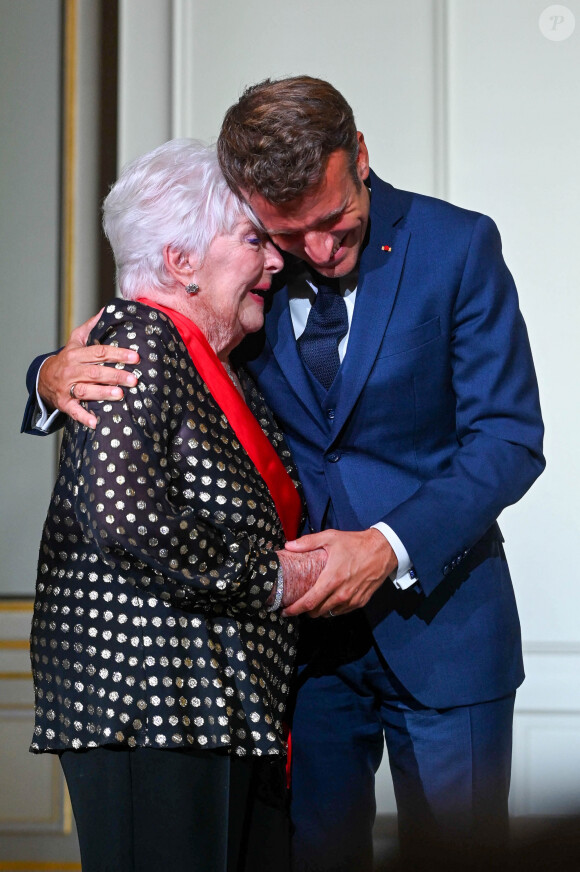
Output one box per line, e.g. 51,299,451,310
24,77,544,871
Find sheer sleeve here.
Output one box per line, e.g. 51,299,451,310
69,303,280,614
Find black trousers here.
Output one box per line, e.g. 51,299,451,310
60,745,290,872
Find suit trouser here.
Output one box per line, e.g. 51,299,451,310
60,745,290,872
289,613,515,872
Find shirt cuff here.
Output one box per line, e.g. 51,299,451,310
34,359,60,432
372,522,418,590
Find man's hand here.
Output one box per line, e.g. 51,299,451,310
38,310,140,429
281,528,397,618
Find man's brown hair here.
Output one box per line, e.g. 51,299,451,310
217,76,359,205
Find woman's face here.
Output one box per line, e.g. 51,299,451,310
192,219,284,356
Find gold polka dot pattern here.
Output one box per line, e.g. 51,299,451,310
30,300,303,757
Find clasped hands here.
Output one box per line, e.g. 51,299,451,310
277,528,397,618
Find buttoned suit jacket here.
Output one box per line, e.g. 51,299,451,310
240,170,545,709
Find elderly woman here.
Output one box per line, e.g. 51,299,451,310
30,140,323,872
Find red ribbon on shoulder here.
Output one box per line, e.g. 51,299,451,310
137,298,301,541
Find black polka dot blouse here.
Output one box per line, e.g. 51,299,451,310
30,300,303,757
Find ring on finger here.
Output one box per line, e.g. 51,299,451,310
327,609,336,618
69,383,77,399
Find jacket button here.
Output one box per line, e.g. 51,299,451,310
327,452,340,463
327,408,335,420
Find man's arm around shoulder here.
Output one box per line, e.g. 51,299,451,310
21,310,139,435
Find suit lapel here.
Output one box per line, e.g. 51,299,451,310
331,177,411,438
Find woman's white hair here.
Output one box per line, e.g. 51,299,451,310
103,139,257,299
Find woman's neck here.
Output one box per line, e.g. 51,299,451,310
136,290,236,361
136,290,244,398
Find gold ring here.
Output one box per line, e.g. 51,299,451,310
69,383,77,399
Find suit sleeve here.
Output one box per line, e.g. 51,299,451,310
21,351,65,435
383,214,545,596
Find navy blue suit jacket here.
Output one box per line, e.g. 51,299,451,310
23,171,544,709
240,171,544,708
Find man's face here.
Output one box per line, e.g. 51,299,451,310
247,134,371,279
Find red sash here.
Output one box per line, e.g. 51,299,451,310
137,298,301,541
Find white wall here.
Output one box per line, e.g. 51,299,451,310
0,2,102,865
447,0,580,642
445,0,580,815
0,0,61,597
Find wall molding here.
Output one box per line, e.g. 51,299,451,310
432,0,449,199
61,0,79,345
523,641,580,655
0,600,33,612
118,0,172,169
0,864,80,871
0,710,70,834
172,0,196,138
517,643,580,713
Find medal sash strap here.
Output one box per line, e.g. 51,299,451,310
137,298,301,540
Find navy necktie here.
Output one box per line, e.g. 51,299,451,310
298,278,348,390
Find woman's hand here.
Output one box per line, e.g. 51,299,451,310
275,548,327,609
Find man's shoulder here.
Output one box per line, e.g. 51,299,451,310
91,298,180,344
369,170,490,232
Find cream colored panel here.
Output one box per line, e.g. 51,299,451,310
0,649,30,678
446,0,580,644
0,607,70,838
0,712,67,832
511,645,580,815
518,645,580,711
119,0,173,167
0,0,60,598
443,0,580,811
0,678,31,710
0,607,32,639
0,606,32,688
512,713,580,816
0,604,79,863
170,0,443,194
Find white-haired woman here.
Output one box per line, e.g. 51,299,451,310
30,140,324,872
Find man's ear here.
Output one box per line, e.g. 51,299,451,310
163,245,198,287
355,132,370,183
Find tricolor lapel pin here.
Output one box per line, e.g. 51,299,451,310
381,244,392,252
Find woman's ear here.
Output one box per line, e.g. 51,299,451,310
163,245,198,287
